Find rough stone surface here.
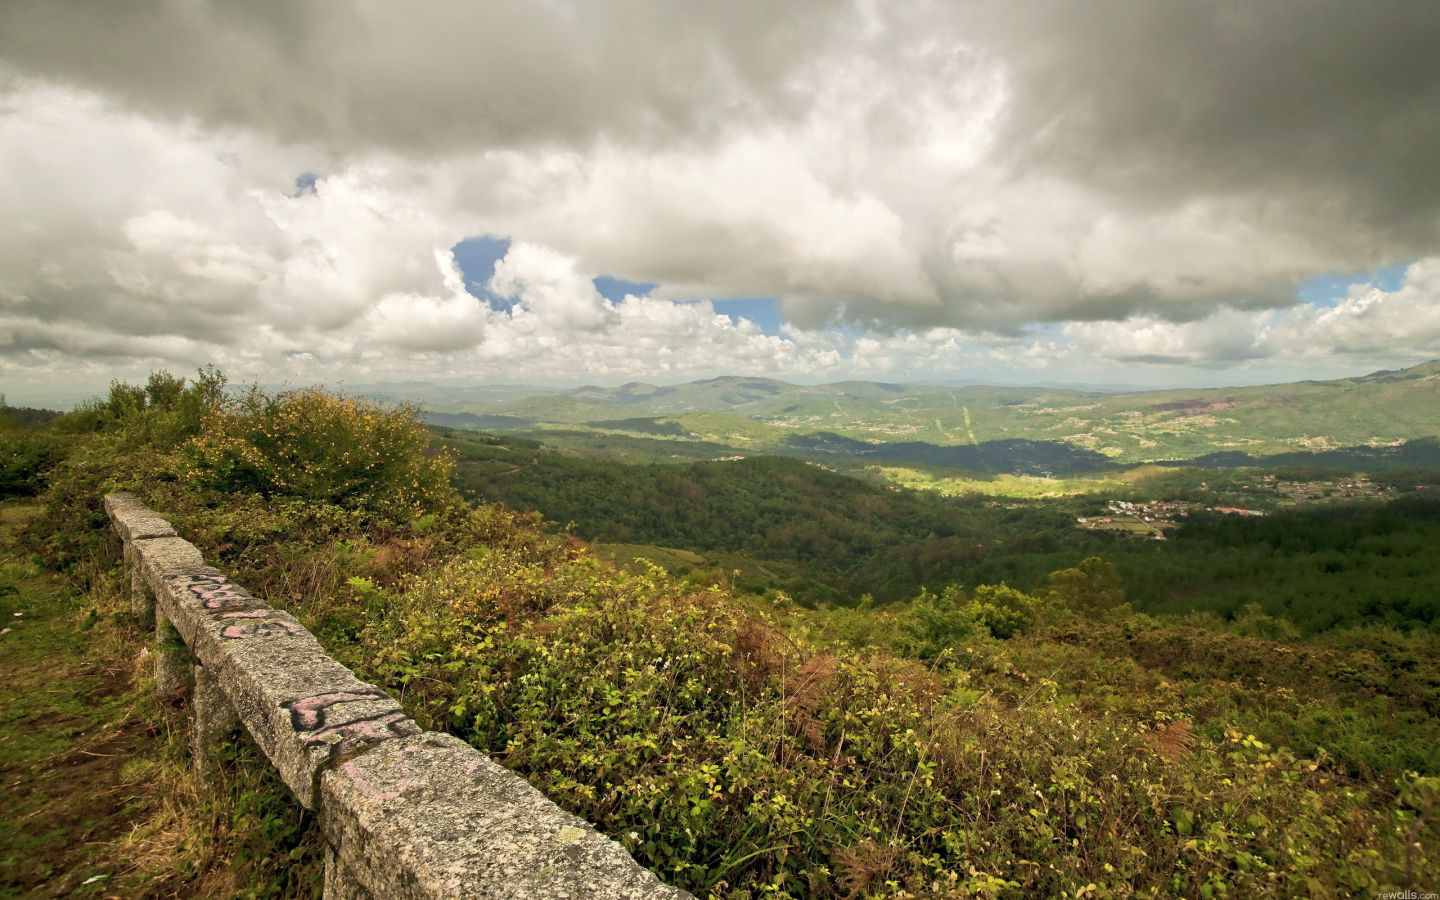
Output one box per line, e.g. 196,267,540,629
325,846,378,900
105,492,177,548
191,658,240,780
322,733,692,900
152,569,419,806
154,615,190,699
133,537,206,599
131,566,155,626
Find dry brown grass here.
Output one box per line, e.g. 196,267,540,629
832,840,898,900
1143,719,1196,763
785,654,839,752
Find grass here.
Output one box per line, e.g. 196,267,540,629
0,502,323,899
869,466,1129,499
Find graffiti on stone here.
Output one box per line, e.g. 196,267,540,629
218,609,304,640
170,573,261,611
310,710,420,756
281,691,420,756
283,690,389,730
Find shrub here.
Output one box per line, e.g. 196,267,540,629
20,366,1440,899
0,429,63,498
362,555,1432,899
0,396,67,498
899,583,1057,657
1042,556,1126,618
184,385,453,521
54,368,226,447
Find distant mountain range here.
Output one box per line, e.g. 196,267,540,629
354,374,1148,413
411,361,1440,473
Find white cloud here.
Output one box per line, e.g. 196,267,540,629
1,0,1438,401
488,243,617,331
1061,260,1440,370
1272,260,1440,359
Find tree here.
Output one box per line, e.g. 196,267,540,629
1043,556,1125,618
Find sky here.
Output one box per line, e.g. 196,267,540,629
2,1,1439,406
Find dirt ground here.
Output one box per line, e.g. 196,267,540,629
0,503,322,899
0,503,164,897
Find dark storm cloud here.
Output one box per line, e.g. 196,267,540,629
8,1,1431,243
968,0,1440,254
3,0,1440,386
0,0,841,153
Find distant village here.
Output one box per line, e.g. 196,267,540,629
1066,475,1396,539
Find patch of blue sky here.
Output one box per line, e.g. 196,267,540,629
1022,321,1067,339
592,276,656,302
710,297,786,335
293,172,319,196
1296,262,1410,308
451,236,513,311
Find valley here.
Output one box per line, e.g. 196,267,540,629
7,367,1440,897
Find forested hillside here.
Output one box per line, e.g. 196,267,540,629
441,428,1440,633
8,369,1440,898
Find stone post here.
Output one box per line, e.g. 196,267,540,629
131,565,155,628
155,615,189,701
191,658,240,779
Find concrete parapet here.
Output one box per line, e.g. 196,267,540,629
322,732,689,900
104,493,689,900
151,567,419,805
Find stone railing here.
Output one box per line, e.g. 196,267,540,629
106,493,690,900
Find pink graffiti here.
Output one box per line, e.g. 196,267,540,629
282,691,388,730
219,616,303,640
340,746,426,800
309,712,420,755
341,760,408,800
310,710,412,746
178,575,256,609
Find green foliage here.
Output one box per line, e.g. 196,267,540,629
969,583,1058,639
361,553,1433,898
1373,466,1440,492
1043,557,1126,619
899,588,983,658
55,368,226,448
19,367,1440,899
444,429,1440,631
448,435,985,600
185,384,453,519
0,397,68,499
899,582,1057,657
0,429,64,498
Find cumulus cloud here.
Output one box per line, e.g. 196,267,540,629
1063,261,1440,369
1271,260,1440,359
0,86,851,399
1,1,1439,398
489,243,618,331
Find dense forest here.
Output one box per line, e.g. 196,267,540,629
441,428,1440,633
440,428,1085,603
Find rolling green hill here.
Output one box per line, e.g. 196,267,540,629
425,360,1440,471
